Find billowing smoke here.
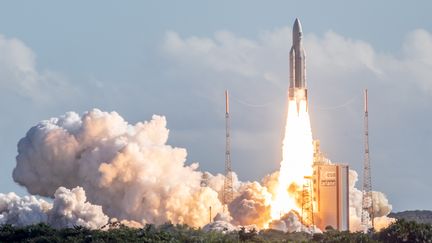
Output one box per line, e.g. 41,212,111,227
203,212,238,232
0,187,108,229
49,187,109,229
4,109,395,232
348,170,395,231
228,181,272,228
12,109,223,228
269,211,321,234
0,193,50,227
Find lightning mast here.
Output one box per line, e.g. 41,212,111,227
223,90,234,206
361,89,374,230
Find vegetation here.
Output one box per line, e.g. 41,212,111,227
389,210,432,224
377,219,432,243
0,219,431,243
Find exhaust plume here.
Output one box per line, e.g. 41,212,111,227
270,99,313,220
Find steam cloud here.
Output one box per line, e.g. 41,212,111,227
2,109,394,232
348,170,395,231
12,109,223,228
228,182,272,228
0,187,108,229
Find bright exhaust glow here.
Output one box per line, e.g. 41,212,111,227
270,99,314,220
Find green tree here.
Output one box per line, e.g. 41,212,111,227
377,219,432,243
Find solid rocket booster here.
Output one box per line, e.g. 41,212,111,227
289,18,308,111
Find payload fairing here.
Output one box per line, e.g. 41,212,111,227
289,18,308,112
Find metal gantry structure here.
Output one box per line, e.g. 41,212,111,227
301,176,314,228
361,89,374,230
223,90,234,206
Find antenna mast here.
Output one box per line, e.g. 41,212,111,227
223,90,234,206
361,89,374,230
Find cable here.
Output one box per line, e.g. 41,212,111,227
313,93,361,111
230,92,361,111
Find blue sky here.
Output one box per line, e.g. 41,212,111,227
1,1,432,212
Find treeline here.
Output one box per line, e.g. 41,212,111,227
0,219,431,243
389,210,432,224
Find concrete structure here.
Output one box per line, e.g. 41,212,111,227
312,140,350,231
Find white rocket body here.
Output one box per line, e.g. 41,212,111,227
289,18,308,112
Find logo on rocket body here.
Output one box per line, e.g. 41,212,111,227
289,18,308,112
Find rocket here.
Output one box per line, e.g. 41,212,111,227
289,18,308,112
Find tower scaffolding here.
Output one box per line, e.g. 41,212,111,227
301,176,314,227
361,89,374,230
223,90,234,206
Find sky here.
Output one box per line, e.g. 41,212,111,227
0,1,431,212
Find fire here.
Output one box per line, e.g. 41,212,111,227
270,99,314,220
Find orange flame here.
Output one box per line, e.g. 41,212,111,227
270,99,314,220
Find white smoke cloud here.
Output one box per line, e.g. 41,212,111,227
203,212,260,233
13,109,224,228
7,108,398,232
261,171,279,197
228,181,272,228
348,170,364,231
203,212,237,232
203,220,238,232
0,186,107,229
48,187,109,229
9,108,315,231
269,211,322,234
0,193,50,227
348,170,395,232
204,171,241,204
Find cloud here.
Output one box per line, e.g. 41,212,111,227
162,27,432,98
163,31,261,78
0,34,72,101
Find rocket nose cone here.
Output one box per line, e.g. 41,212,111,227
292,18,303,44
293,18,302,34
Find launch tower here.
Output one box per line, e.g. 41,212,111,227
223,90,234,206
361,89,374,230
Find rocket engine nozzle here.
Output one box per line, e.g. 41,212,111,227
289,88,308,112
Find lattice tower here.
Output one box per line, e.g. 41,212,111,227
361,89,374,230
223,90,234,206
301,176,314,227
